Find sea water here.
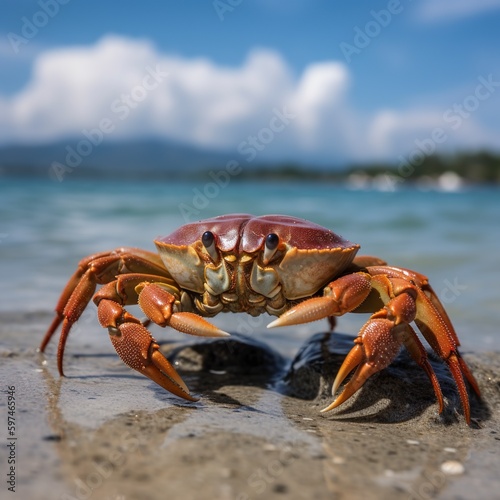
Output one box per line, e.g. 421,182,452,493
1,177,499,353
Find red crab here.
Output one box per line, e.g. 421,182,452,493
41,214,480,423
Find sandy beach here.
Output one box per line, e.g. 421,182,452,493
1,310,499,500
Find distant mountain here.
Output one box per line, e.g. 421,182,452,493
2,139,499,185
0,138,236,178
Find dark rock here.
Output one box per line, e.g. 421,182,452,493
163,334,286,375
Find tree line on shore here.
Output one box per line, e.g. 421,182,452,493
237,151,500,185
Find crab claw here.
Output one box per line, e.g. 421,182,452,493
138,283,230,338
267,297,338,328
321,318,402,413
109,322,197,401
169,312,230,338
267,274,372,329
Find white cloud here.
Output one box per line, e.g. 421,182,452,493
368,109,445,157
0,35,498,163
417,0,500,23
292,62,349,149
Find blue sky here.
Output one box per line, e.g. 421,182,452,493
1,0,499,164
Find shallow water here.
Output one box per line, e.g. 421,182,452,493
1,177,499,352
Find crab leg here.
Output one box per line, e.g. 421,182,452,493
398,324,445,414
94,279,229,400
40,251,109,353
41,245,230,401
94,276,229,338
411,286,480,423
351,255,387,269
366,265,459,345
368,266,481,413
40,248,174,373
97,300,197,401
319,277,417,411
322,319,404,412
322,321,444,414
269,269,479,424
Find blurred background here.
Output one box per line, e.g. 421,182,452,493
1,0,499,352
1,0,500,176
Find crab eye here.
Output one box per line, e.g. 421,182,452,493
202,231,214,248
263,233,279,264
201,231,219,263
265,233,279,250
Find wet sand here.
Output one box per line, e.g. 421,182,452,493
1,311,499,500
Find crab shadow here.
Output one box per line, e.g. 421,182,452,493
161,331,490,425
